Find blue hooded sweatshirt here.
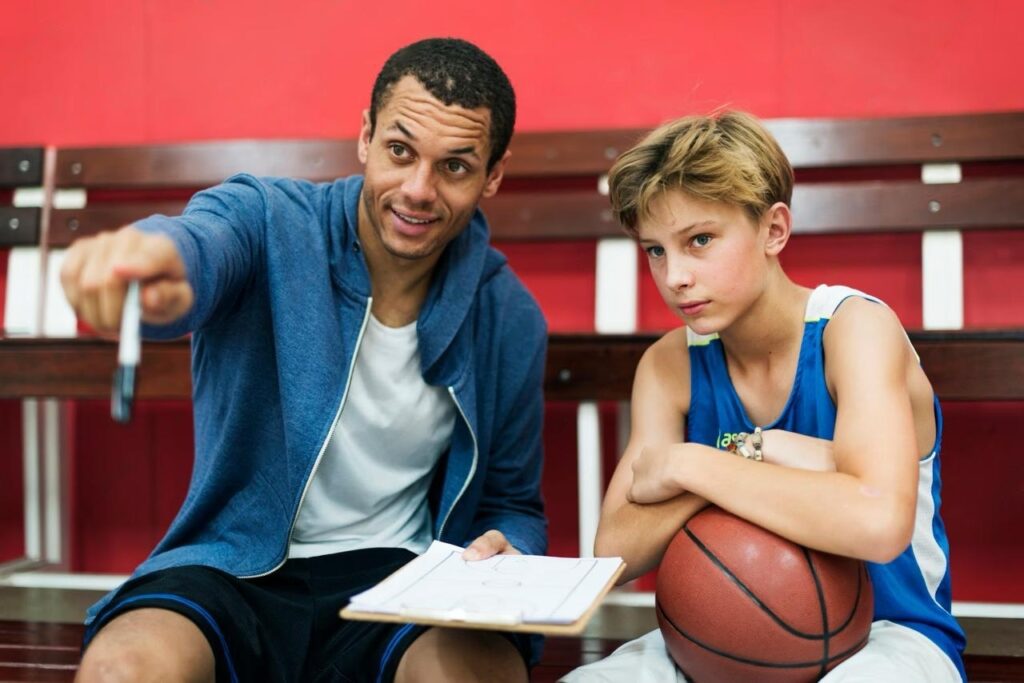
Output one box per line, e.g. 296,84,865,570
85,173,548,624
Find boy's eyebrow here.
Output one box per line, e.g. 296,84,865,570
676,219,717,234
639,219,717,241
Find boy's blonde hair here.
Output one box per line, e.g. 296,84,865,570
607,111,794,234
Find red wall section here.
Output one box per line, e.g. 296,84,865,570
964,230,1024,328
71,400,192,572
942,402,1024,602
4,1,1024,146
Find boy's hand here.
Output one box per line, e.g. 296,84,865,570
628,443,688,504
462,530,521,561
61,225,193,334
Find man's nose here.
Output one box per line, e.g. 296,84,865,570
402,162,438,206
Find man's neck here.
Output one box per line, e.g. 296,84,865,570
357,205,440,328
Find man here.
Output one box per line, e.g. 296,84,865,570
63,37,546,683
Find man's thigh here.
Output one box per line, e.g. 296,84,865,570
82,564,310,682
394,627,529,683
77,607,214,683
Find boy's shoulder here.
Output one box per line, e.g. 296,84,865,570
823,290,914,377
635,327,692,410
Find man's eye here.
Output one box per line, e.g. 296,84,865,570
446,159,468,174
389,143,408,158
645,245,665,258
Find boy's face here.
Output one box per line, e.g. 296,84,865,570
636,191,768,335
357,76,508,266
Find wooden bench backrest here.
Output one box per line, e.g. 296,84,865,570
2,112,1023,402
0,147,43,248
43,112,1024,247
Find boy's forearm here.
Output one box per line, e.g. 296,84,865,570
761,429,836,471
595,493,709,584
676,445,913,563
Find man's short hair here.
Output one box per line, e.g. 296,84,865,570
370,37,515,171
607,111,794,234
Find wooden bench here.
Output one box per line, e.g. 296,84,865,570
1,113,1023,680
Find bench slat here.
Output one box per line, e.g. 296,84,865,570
0,208,40,247
0,148,44,188
45,177,1024,246
53,140,363,188
2,333,1021,402
50,113,1024,189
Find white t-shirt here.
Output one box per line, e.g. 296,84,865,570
288,314,456,558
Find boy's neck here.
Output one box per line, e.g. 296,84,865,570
718,270,810,371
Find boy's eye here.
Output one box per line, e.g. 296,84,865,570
692,234,712,247
644,245,665,258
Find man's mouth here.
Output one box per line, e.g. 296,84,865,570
391,208,438,225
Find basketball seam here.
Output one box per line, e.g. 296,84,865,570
656,601,872,670
804,546,831,678
683,525,828,640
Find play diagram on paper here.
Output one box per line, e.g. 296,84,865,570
346,541,623,624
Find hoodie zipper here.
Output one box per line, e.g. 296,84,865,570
242,298,373,579
436,386,478,539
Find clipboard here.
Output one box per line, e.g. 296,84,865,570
340,542,626,636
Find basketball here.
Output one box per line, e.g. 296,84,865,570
656,506,874,682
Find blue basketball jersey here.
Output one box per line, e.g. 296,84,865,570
685,284,966,680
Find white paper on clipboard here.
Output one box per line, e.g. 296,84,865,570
346,541,624,626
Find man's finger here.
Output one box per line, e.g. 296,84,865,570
462,530,511,561
140,280,194,325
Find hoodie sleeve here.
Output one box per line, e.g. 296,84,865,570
135,174,269,339
467,298,549,556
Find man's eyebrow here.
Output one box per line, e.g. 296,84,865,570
390,121,416,139
386,122,480,159
448,145,480,159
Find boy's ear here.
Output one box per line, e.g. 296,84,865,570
762,202,793,256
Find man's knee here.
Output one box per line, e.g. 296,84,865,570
76,608,215,683
396,628,527,683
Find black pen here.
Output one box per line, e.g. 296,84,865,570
112,280,141,424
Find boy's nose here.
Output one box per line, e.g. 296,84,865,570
665,259,695,290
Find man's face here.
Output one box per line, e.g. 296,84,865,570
357,76,508,265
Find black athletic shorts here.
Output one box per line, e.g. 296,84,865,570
83,547,534,682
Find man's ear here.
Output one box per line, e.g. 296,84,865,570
357,109,372,164
480,150,511,199
762,202,793,256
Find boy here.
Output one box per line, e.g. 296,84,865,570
563,111,964,681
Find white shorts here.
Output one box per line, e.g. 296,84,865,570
558,620,961,682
